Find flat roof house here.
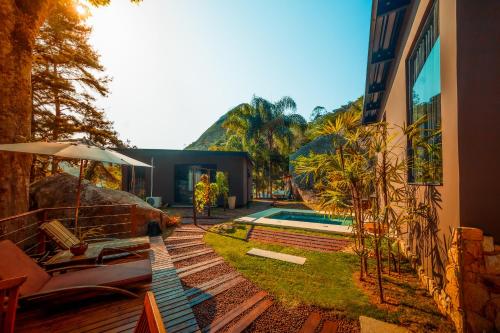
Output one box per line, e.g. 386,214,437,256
117,149,253,207
363,0,499,331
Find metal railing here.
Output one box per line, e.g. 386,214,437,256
0,204,138,255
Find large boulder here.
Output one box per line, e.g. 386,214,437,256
30,173,167,236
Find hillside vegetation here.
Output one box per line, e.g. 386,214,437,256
185,114,227,150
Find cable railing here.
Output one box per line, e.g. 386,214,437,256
0,204,138,255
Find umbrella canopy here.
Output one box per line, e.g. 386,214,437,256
0,142,151,167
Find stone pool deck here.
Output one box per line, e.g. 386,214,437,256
234,208,353,235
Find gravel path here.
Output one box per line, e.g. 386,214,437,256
192,279,261,329
164,221,360,332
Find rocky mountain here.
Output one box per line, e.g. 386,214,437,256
185,114,227,150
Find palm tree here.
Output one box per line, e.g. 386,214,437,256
223,95,306,197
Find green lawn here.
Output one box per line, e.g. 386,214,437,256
204,223,396,322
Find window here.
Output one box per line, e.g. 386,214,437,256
407,0,442,184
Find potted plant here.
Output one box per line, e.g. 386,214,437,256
70,226,104,256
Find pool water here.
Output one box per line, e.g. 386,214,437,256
268,211,352,226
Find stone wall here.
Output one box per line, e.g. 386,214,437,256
402,227,500,333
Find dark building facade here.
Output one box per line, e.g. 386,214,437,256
117,149,252,207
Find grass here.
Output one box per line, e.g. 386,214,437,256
204,223,397,322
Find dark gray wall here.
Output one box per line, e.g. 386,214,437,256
457,0,500,238
118,149,252,207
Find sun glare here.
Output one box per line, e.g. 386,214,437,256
75,3,88,17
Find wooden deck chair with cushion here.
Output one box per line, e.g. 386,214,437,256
40,220,150,255
0,276,27,333
0,240,152,304
134,291,166,333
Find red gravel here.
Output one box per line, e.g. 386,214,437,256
173,252,220,269
192,279,261,329
181,262,236,288
233,303,359,333
167,245,208,255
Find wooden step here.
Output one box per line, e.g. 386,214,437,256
225,299,273,333
166,241,205,249
250,229,347,244
174,229,206,233
299,312,321,333
252,228,350,244
201,291,268,333
184,272,240,298
178,258,225,278
189,277,246,307
320,320,338,333
249,235,343,252
171,249,214,263
167,235,204,241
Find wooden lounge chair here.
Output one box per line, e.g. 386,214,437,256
40,220,150,267
40,219,150,251
0,240,152,304
135,291,166,333
0,276,27,333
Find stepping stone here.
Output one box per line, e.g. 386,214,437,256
359,316,409,333
246,248,306,265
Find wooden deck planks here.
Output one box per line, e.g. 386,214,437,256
298,312,322,333
201,291,268,333
149,236,201,333
224,299,273,333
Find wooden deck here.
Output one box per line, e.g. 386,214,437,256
15,236,200,333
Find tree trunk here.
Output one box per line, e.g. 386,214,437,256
51,63,60,174
0,0,55,218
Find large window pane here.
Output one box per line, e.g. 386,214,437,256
407,1,442,184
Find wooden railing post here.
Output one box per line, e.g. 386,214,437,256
37,210,48,254
130,204,137,236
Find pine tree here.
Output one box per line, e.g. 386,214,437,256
31,0,123,179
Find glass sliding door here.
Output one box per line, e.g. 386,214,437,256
174,164,216,204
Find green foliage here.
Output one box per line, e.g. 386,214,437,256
194,174,218,213
219,95,307,195
186,114,228,150
215,171,229,205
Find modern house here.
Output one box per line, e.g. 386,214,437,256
117,149,253,207
363,0,499,331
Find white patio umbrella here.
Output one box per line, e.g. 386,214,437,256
0,141,151,235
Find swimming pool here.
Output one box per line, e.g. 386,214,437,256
235,208,353,234
268,211,352,226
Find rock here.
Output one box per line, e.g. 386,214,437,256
485,254,500,275
461,227,484,242
30,173,167,235
466,311,494,333
463,281,491,312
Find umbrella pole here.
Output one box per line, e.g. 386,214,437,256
74,159,85,239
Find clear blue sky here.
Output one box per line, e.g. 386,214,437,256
88,0,371,149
